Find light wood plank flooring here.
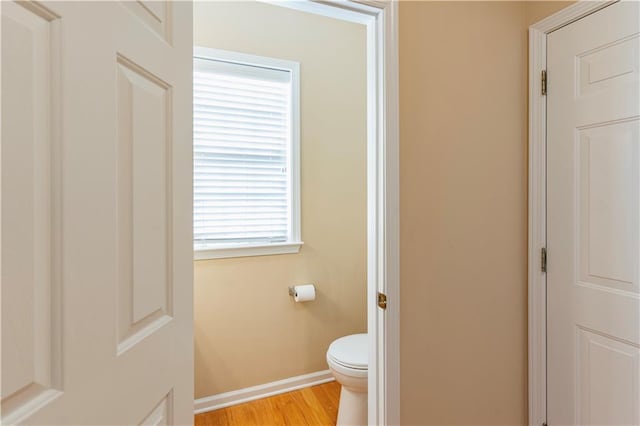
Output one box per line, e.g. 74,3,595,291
194,381,341,426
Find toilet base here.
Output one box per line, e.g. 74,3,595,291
336,386,367,426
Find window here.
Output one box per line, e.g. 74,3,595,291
193,47,301,260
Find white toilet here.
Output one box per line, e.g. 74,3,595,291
326,333,368,426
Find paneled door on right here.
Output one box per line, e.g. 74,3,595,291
547,2,640,425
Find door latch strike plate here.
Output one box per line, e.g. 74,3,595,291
377,292,387,310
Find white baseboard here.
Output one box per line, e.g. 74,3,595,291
194,370,335,414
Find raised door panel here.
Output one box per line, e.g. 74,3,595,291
121,1,172,44
1,1,62,422
575,32,640,128
578,120,639,292
577,328,640,425
577,35,639,98
140,391,173,426
116,55,173,355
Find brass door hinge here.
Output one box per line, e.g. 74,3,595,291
377,292,387,310
541,70,547,96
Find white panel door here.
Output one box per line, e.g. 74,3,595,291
547,2,640,425
1,1,193,424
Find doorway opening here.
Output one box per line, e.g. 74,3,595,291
191,1,399,424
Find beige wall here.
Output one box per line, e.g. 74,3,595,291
399,1,572,425
193,2,367,398
526,1,575,26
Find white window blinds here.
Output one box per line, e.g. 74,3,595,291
193,54,297,252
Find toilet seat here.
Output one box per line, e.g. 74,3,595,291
326,333,368,426
327,333,368,376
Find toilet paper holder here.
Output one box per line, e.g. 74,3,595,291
288,284,315,297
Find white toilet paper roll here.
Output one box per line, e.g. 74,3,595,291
293,284,316,302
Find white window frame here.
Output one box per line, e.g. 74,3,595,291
193,46,302,260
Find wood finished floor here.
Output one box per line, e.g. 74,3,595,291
194,381,341,426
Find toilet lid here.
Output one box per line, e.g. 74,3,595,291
327,333,368,370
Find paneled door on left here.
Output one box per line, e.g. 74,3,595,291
1,1,193,424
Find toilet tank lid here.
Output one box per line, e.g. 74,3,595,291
328,333,368,369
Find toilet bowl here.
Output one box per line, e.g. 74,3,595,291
326,333,368,426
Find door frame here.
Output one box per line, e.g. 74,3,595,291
527,2,617,425
263,1,399,424
240,1,399,424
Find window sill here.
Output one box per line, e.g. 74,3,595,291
194,241,304,261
